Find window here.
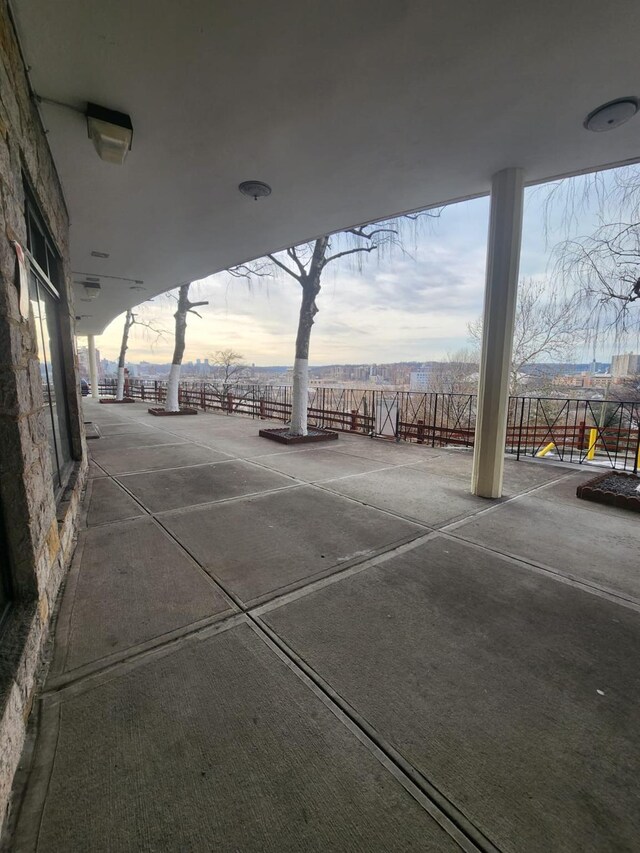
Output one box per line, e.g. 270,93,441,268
25,196,73,494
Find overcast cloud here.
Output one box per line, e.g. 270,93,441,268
96,174,628,366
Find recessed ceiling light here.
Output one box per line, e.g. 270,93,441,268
91,250,109,258
584,97,639,132
239,180,272,200
129,285,147,291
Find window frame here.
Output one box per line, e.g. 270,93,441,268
24,195,74,496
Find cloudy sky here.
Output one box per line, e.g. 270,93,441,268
96,170,626,366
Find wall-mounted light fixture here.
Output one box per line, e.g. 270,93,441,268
86,102,133,164
33,94,134,164
80,280,101,300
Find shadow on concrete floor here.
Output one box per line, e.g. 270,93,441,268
6,401,640,853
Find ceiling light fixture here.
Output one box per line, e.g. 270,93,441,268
584,97,639,132
86,102,133,164
91,250,109,258
239,180,272,200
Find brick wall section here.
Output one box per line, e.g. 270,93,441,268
0,0,87,832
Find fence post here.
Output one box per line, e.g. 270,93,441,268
516,397,525,460
432,395,438,447
260,398,266,419
350,409,358,432
227,391,233,413
417,419,425,444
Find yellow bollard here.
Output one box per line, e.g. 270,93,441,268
586,428,597,461
536,441,555,458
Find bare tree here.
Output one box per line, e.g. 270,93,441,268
165,283,208,412
428,348,479,438
555,223,640,335
209,349,248,407
230,215,438,435
114,307,165,400
430,347,479,395
547,164,640,337
469,278,583,395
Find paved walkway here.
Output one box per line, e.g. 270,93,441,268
5,401,640,851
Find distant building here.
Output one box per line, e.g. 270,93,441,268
611,352,640,378
410,366,434,392
77,345,89,379
77,345,102,380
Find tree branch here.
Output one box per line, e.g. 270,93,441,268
266,253,302,282
286,246,308,277
324,245,377,265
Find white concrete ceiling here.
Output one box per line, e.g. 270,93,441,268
12,0,640,334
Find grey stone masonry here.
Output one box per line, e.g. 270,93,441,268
0,0,87,835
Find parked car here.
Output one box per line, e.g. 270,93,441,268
80,378,89,396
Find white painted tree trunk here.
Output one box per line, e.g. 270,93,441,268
115,366,125,401
166,363,182,412
290,357,309,436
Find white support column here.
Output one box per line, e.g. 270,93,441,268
472,168,524,498
88,334,99,399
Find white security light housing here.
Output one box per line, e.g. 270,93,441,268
81,280,101,300
87,102,133,164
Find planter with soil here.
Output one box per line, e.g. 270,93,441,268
99,397,135,404
576,471,640,513
148,407,198,416
259,427,338,445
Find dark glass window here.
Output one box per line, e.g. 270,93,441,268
25,197,73,493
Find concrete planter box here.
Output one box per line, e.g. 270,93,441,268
576,471,640,513
259,427,338,444
148,407,198,416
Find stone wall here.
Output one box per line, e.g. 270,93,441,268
0,0,86,832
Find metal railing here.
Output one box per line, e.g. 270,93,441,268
506,395,640,471
97,379,640,472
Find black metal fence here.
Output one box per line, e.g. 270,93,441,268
97,378,640,472
506,395,640,471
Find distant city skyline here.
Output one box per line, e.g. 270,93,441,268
93,168,639,366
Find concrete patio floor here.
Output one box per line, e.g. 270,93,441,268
5,401,640,852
